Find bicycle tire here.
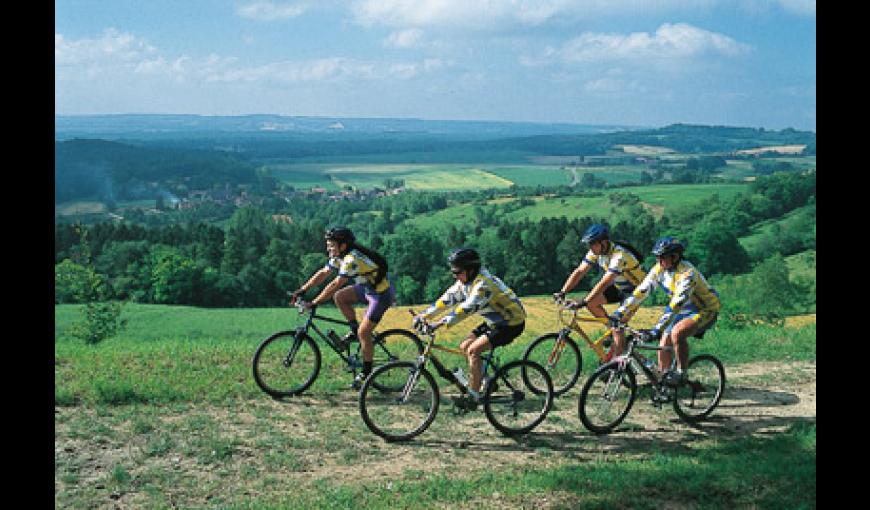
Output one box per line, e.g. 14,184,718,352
522,332,582,396
484,359,554,436
252,331,321,398
371,328,424,365
672,354,725,423
359,361,440,442
577,360,637,434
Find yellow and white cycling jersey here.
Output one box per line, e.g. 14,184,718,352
583,242,646,295
616,259,720,332
326,249,390,294
420,267,526,328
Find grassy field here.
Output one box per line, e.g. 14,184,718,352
55,299,815,508
403,183,748,233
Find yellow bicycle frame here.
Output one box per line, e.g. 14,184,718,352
557,307,614,361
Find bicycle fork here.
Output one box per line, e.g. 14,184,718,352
546,330,570,369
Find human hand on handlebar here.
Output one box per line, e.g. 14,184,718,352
288,289,305,306
565,298,587,310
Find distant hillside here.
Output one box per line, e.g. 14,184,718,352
55,139,257,204
54,114,628,140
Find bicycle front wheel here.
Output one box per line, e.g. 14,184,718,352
578,361,637,434
359,361,440,442
484,360,554,436
372,329,424,365
252,332,321,398
522,332,582,396
673,354,726,422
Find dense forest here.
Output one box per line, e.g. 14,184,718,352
56,171,816,318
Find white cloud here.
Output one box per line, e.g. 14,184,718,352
55,28,157,67
553,23,750,64
383,28,424,48
351,0,720,29
777,0,815,16
387,58,446,79
236,1,308,21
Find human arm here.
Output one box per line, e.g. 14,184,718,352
309,275,349,306
440,279,491,327
290,266,333,304
556,260,593,299
614,265,659,319
650,267,697,333
416,283,461,322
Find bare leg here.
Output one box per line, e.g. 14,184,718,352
466,336,492,394
669,318,699,370
332,286,359,324
357,317,377,363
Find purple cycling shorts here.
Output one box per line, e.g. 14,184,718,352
353,282,396,323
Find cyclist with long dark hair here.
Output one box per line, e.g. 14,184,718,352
289,227,396,389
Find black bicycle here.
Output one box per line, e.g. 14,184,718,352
358,311,554,442
577,324,725,434
252,301,423,398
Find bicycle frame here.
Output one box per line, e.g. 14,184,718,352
548,305,616,364
413,327,500,397
292,303,414,372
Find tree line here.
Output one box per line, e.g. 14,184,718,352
56,170,815,311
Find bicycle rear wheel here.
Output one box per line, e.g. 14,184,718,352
359,361,440,442
673,354,725,422
483,360,553,436
252,332,321,397
577,361,637,434
522,332,582,396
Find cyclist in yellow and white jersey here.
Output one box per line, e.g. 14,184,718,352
414,248,526,406
289,227,395,389
612,236,721,386
554,224,647,358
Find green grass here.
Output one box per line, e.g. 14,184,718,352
56,302,814,406
404,183,748,232
56,302,815,509
272,421,816,509
484,165,572,186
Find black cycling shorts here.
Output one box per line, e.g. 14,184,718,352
471,321,525,348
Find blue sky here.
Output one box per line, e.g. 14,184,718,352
55,1,815,131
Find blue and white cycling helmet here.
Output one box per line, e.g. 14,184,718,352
652,236,685,257
581,224,610,244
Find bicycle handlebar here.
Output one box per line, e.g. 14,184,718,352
408,309,441,335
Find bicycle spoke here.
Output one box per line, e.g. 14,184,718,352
252,333,320,397
578,364,636,434
360,362,439,441
673,354,725,422
484,360,553,435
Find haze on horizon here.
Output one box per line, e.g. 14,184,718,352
55,1,816,132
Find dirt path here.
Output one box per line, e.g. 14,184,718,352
55,360,816,508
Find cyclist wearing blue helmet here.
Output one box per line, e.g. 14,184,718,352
612,236,721,386
554,223,647,357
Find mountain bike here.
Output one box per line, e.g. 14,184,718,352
358,311,554,442
252,301,423,398
577,323,725,434
521,297,619,396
